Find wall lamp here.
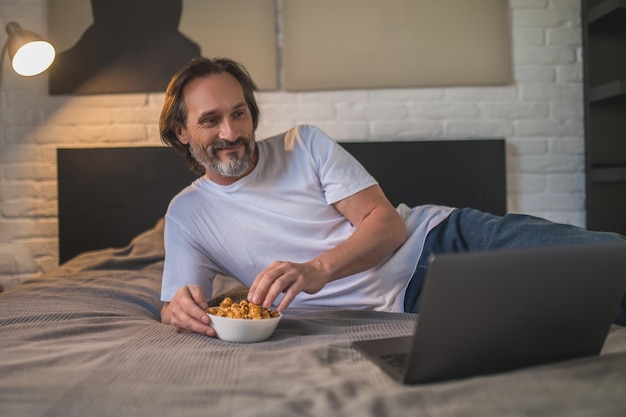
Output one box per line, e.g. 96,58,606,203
3,22,55,76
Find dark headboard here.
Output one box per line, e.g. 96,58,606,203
339,140,506,212
57,139,506,264
57,147,198,264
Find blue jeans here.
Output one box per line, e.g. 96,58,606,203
403,208,626,325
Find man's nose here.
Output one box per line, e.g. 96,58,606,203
219,119,238,141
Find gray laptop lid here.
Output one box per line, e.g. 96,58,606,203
353,242,626,385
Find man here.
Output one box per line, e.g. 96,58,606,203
159,57,625,337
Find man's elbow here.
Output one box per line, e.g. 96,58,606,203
394,219,408,248
385,210,407,250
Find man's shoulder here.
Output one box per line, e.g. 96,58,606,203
258,125,333,154
167,181,204,211
258,125,326,144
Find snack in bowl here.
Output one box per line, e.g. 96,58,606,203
206,297,282,343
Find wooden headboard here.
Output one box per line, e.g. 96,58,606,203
57,139,506,264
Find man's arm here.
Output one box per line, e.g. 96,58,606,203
248,184,407,311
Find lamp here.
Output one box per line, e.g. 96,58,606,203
3,21,55,76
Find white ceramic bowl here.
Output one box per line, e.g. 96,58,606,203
207,312,282,343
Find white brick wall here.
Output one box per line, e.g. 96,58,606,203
0,0,586,289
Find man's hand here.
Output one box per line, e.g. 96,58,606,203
161,285,216,337
248,260,327,312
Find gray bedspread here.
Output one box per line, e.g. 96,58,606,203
2,222,626,417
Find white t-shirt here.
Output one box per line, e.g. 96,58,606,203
161,125,453,312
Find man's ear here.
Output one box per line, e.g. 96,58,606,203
173,123,189,145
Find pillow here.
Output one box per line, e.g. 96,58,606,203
55,218,166,273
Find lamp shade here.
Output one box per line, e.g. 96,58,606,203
5,22,55,76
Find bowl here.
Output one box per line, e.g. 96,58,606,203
207,312,282,343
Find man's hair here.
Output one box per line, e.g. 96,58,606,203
159,57,259,175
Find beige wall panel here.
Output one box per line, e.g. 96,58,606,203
181,0,278,90
282,0,512,91
48,0,278,92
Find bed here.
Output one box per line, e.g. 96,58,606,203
2,139,626,417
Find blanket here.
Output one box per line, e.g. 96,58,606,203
1,220,625,417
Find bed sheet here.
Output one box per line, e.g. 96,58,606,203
1,220,626,417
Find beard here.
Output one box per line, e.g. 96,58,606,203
189,135,256,178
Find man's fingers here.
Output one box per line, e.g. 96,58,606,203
261,270,305,310
170,285,214,336
171,305,215,336
275,286,299,312
249,260,327,311
249,262,284,304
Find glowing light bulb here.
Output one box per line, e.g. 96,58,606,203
12,41,56,76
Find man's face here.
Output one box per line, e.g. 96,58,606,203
175,72,256,183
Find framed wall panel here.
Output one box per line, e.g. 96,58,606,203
180,0,278,91
48,0,277,94
282,0,512,91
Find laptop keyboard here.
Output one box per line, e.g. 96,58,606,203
380,353,409,373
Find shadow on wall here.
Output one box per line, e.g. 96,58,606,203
48,0,202,95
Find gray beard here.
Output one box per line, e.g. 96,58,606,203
190,136,256,178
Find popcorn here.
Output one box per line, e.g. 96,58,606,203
207,297,280,320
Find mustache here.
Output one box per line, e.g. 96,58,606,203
212,137,248,150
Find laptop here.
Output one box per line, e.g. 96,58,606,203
352,242,626,385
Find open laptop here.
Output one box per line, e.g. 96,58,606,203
352,242,626,385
